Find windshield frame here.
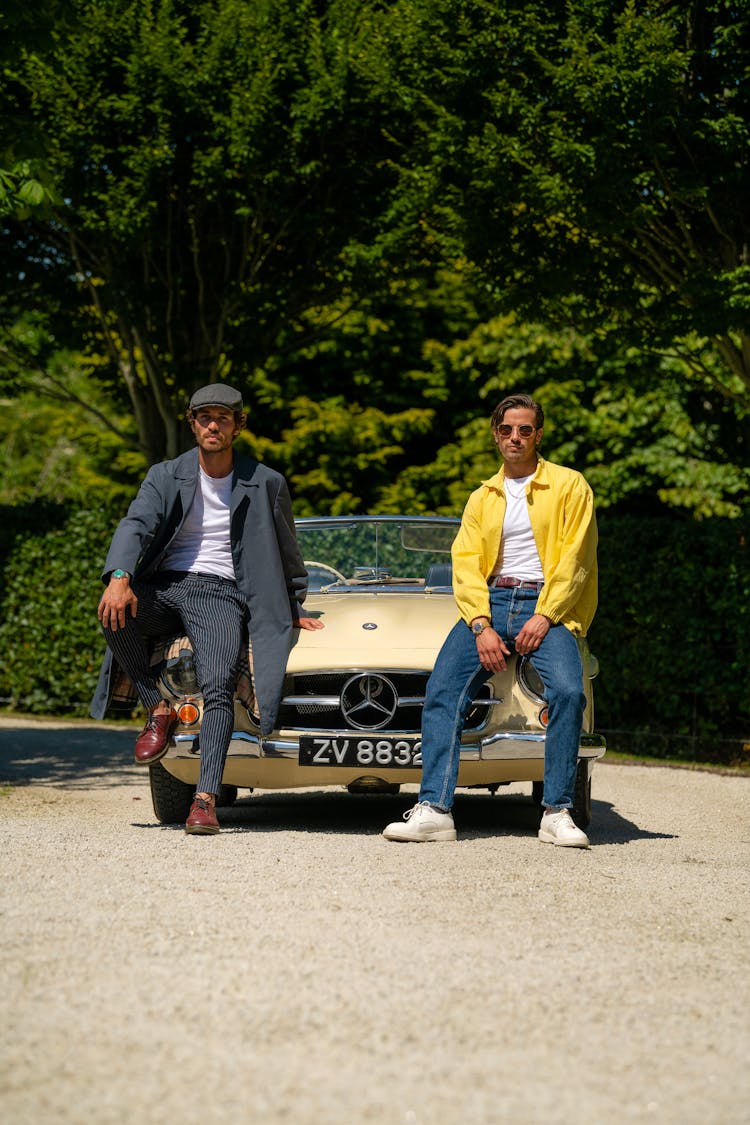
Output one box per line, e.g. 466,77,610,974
295,516,460,593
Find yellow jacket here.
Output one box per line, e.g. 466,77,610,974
451,456,598,636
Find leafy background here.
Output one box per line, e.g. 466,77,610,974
1,0,748,763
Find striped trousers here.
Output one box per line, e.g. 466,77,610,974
102,571,246,795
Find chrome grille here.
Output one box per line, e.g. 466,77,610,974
278,672,493,732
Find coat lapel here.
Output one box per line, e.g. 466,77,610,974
230,455,260,516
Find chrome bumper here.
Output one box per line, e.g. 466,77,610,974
171,730,606,762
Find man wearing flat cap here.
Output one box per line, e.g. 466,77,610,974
91,383,323,835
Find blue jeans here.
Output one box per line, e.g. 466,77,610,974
418,586,585,811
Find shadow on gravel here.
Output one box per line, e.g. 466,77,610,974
217,790,544,839
0,724,142,789
131,790,542,837
2,724,676,845
133,788,674,844
592,801,677,845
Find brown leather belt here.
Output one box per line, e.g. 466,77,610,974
487,576,544,590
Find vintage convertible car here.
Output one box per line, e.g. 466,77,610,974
147,515,605,826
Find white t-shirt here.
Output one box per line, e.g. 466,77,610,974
492,474,544,581
161,467,236,580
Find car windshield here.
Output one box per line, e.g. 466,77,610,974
295,517,459,591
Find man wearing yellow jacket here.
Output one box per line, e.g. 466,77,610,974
384,393,598,847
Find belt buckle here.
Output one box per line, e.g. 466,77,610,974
490,576,540,589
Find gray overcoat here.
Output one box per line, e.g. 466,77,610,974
90,448,309,735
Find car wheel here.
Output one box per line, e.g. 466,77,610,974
149,761,194,824
571,759,592,829
217,784,238,808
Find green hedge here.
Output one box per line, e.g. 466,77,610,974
591,510,750,765
0,502,118,715
1,502,748,764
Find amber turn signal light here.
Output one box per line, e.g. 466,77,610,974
177,700,200,726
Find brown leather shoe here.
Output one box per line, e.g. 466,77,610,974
185,797,220,835
134,707,178,764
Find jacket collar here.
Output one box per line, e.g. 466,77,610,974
173,447,259,488
174,447,200,480
231,452,261,491
481,454,549,492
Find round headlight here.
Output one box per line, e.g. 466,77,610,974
517,656,547,704
158,647,199,697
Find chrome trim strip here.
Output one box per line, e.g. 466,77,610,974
283,695,341,707
479,730,606,761
288,667,434,677
173,730,262,750
481,731,546,747
263,740,299,756
171,727,605,762
314,583,433,593
295,515,461,529
280,693,502,708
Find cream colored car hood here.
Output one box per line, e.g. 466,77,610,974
287,591,459,673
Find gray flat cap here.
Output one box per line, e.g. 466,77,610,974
188,383,244,412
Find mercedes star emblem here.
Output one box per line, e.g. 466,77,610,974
340,673,399,730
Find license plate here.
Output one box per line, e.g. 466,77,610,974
299,736,422,768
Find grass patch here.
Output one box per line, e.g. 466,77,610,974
601,747,750,777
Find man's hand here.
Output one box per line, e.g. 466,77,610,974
514,613,551,655
98,577,138,631
475,625,511,673
295,617,325,631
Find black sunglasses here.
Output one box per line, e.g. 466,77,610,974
496,424,536,438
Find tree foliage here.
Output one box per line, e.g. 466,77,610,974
0,2,66,216
1,0,748,521
4,0,425,462
1,1,749,751
375,0,750,404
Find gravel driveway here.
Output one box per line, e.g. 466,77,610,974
2,718,749,1125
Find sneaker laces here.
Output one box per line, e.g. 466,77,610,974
403,800,433,822
549,810,584,837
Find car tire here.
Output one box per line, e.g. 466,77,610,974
572,759,592,829
149,761,194,824
532,762,591,829
217,784,238,808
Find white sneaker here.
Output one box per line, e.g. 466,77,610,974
383,801,457,842
538,808,590,849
